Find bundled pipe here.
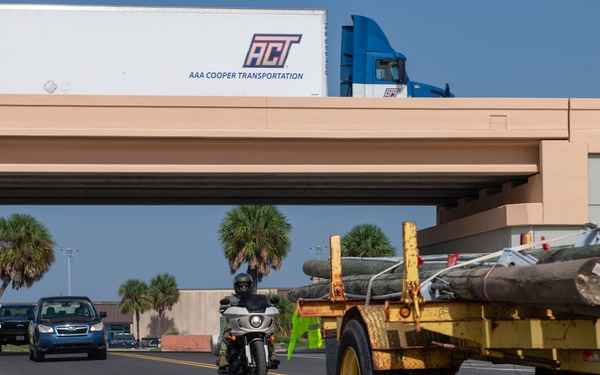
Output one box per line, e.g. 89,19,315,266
291,245,600,317
437,257,600,316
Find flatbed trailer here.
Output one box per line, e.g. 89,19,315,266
295,222,600,375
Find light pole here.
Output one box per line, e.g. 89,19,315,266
61,248,78,296
309,244,328,283
310,244,328,260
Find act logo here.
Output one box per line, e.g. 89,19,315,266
244,34,302,68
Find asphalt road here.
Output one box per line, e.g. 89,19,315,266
0,350,535,375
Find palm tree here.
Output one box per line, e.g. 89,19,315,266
0,213,56,300
341,223,396,257
218,205,292,292
118,278,152,343
148,273,180,337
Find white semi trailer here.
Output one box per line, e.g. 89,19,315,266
0,4,452,98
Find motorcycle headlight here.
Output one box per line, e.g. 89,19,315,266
250,315,263,328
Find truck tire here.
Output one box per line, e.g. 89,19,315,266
336,319,451,375
250,340,267,375
336,320,376,374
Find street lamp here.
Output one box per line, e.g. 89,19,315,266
61,248,78,296
310,244,328,260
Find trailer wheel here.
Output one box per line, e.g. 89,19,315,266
336,320,375,375
336,319,454,375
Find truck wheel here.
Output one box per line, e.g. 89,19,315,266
336,320,375,375
250,340,267,375
336,320,451,375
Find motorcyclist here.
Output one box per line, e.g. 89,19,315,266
218,272,280,370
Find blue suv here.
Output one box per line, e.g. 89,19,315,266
28,296,108,362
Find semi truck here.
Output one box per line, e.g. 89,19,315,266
0,4,452,98
293,222,600,375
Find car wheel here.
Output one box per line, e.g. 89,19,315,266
96,350,107,360
29,349,34,361
33,349,45,362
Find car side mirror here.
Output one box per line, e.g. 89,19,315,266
100,311,107,318
27,313,35,320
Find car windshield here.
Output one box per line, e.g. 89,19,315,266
0,305,35,318
40,301,96,318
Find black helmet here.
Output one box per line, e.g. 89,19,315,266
233,273,253,295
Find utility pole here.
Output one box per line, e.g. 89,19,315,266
61,248,78,296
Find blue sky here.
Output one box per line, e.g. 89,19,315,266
1,0,599,302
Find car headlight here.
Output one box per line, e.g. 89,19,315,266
38,324,55,334
90,322,104,332
249,315,263,328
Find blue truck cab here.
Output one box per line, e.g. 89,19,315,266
341,15,453,98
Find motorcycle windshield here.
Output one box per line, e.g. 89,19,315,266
237,294,271,313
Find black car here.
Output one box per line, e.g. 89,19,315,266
0,304,36,351
28,296,108,362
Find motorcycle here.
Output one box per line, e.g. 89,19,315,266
210,294,280,375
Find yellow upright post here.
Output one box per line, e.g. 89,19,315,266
401,222,424,328
329,235,346,303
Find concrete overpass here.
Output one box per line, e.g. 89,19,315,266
1,94,599,252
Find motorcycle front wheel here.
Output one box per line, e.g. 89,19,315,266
250,340,268,375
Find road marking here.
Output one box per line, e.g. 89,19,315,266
111,352,285,374
112,352,213,368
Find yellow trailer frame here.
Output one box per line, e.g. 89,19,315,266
296,222,600,375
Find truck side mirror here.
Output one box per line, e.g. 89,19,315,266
397,59,406,83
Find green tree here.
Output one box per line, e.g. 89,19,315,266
148,272,180,337
0,213,56,300
266,293,293,337
118,278,152,342
218,205,292,292
341,224,396,257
